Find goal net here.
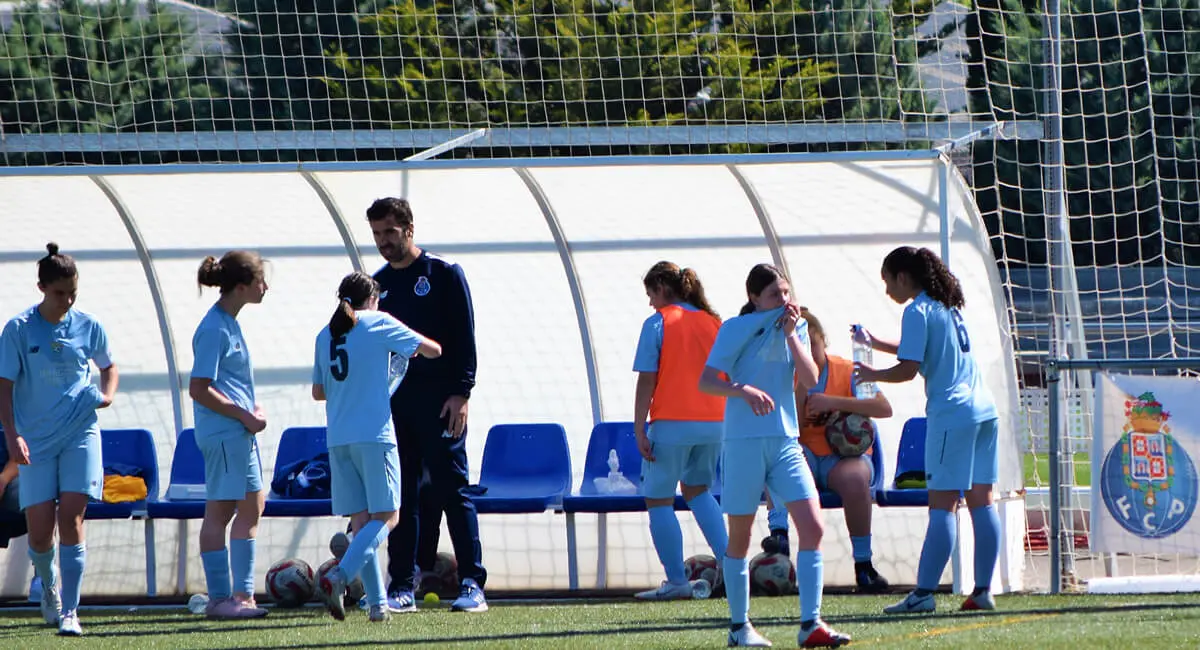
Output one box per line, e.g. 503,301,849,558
1,0,1198,595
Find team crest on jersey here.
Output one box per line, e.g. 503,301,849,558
414,276,431,296
50,341,64,353
1100,391,1199,539
29,346,39,354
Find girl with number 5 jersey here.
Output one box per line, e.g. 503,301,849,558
854,246,1001,615
312,271,441,623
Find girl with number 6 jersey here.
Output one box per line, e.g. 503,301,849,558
854,246,1001,615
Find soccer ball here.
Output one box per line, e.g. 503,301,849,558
825,412,875,457
314,558,365,605
266,558,315,608
749,552,796,596
419,552,459,598
684,554,723,594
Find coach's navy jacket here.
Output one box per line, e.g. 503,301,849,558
374,250,477,400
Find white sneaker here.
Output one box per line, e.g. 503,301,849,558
368,604,391,622
57,610,82,636
634,581,693,601
40,579,61,626
728,622,773,647
884,591,936,614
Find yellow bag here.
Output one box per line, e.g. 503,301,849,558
103,475,148,503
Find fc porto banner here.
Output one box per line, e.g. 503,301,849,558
1092,373,1200,553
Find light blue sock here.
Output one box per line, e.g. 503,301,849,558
767,498,789,533
850,535,873,563
201,549,233,601
59,544,85,613
687,492,728,559
796,549,822,623
971,505,1001,592
229,538,257,597
338,520,389,583
28,546,57,590
723,555,750,625
648,506,687,584
359,548,387,607
916,508,957,593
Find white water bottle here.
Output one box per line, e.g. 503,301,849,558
607,448,621,481
852,325,878,399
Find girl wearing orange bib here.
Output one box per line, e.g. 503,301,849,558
631,262,729,601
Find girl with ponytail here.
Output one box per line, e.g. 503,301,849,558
698,263,850,648
631,261,727,603
189,250,270,620
311,271,440,622
856,246,1001,616
0,243,118,636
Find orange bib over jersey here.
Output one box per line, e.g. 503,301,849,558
649,304,725,422
801,355,871,456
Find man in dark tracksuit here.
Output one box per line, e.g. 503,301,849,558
367,197,488,613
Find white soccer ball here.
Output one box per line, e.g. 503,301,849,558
266,558,315,608
749,552,796,596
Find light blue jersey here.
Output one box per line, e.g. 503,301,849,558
191,304,255,442
896,292,997,431
633,303,722,445
705,307,809,440
313,310,423,447
0,306,111,459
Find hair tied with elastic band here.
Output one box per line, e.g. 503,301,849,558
342,297,352,303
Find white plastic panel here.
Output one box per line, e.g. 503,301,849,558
0,160,1020,595
319,169,594,478
105,173,349,466
530,165,775,425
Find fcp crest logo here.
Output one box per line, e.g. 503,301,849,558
1100,391,1199,539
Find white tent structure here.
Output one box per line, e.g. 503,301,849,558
0,152,1025,596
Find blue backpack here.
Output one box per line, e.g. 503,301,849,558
270,453,332,499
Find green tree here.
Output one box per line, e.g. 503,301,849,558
321,0,935,149
968,0,1200,267
0,0,240,164
219,0,389,131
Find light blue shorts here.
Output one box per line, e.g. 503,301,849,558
925,418,1000,491
18,427,102,509
803,450,875,492
640,442,721,499
330,442,401,516
721,437,817,516
197,434,263,501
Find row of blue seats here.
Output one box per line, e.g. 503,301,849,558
72,418,934,593
100,418,933,518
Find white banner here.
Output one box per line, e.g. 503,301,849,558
1092,373,1200,554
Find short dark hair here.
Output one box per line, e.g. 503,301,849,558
366,197,413,229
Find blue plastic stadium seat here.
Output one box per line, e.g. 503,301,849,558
816,422,886,509
264,426,332,517
89,428,161,520
92,428,161,596
146,428,208,520
876,417,931,507
474,423,572,514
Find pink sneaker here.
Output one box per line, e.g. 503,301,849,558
206,597,269,620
